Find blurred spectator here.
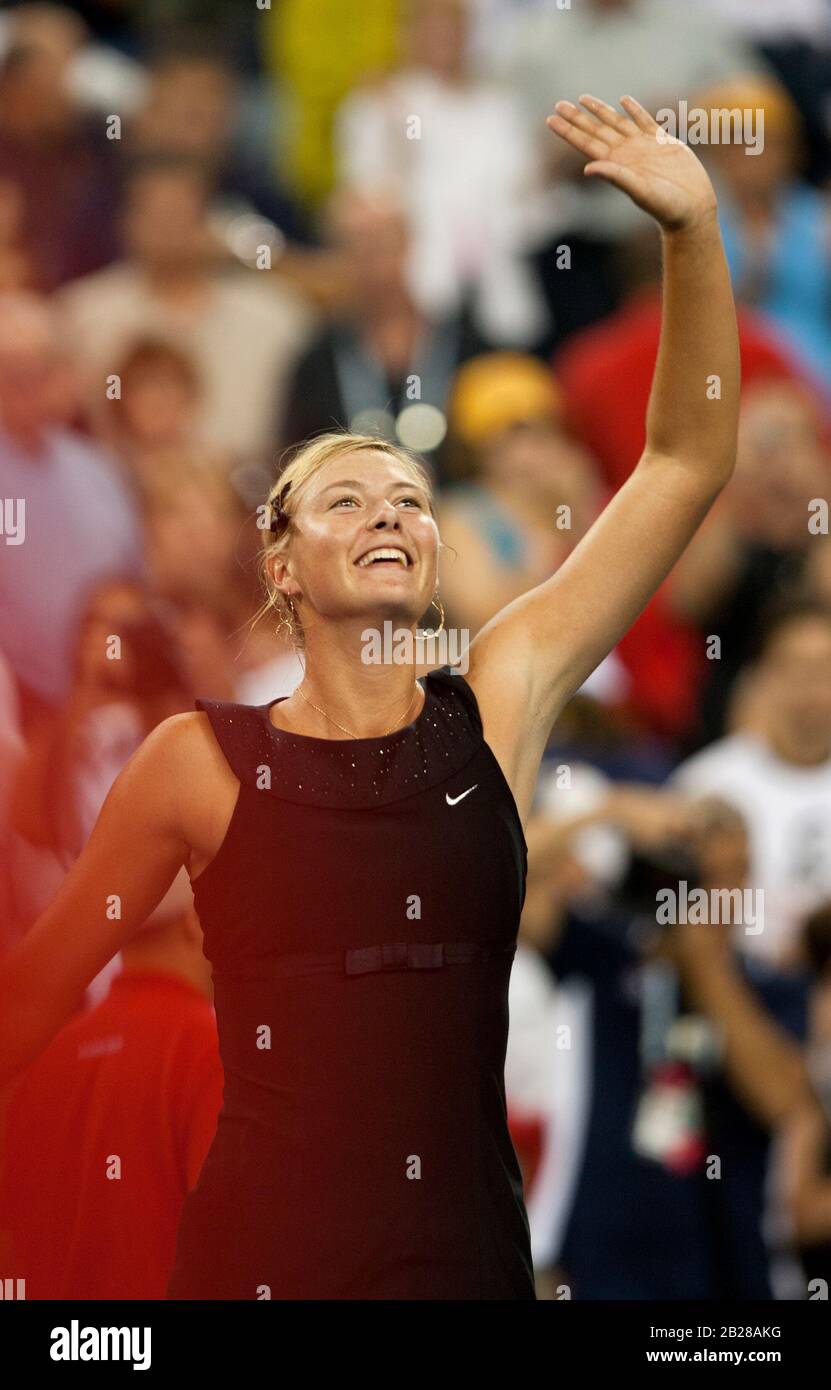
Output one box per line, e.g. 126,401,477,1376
8,578,192,870
165,589,302,708
669,379,831,741
553,233,816,739
92,338,203,470
335,0,547,346
542,692,678,792
485,0,773,355
692,0,831,184
0,292,145,725
664,799,811,1298
522,780,810,1297
673,601,831,968
6,575,194,1001
139,459,304,702
519,779,721,1297
438,352,602,633
281,189,488,477
57,153,318,461
85,26,343,311
130,43,312,245
0,902,222,1298
0,9,119,290
554,229,813,492
699,77,831,393
0,3,147,116
499,0,767,235
140,455,254,615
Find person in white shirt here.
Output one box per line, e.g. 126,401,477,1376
334,0,547,347
57,153,317,463
494,0,769,244
673,600,831,967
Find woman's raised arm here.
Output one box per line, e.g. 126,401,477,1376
0,715,194,1089
467,95,739,807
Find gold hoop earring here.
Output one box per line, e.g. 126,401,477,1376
421,592,445,637
276,595,296,639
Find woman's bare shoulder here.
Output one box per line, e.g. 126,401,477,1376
151,710,243,872
113,710,237,824
147,709,239,790
122,711,243,872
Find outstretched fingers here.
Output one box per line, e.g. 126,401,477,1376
576,94,632,142
620,94,659,135
546,100,611,161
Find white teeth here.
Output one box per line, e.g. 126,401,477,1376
356,548,409,567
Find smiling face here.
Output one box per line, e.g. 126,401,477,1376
270,449,440,644
761,617,831,752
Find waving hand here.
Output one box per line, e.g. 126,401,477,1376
546,93,717,232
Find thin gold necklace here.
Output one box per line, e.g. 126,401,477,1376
293,680,422,740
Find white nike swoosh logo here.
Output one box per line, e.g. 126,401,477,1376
446,785,478,806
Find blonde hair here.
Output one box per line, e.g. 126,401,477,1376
252,432,437,650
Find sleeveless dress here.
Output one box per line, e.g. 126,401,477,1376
167,665,535,1300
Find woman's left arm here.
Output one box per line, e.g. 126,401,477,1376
467,95,739,816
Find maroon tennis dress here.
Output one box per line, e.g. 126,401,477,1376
167,666,535,1299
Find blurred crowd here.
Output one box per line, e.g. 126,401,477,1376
1,0,831,1301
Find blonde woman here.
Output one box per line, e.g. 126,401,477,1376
0,96,739,1299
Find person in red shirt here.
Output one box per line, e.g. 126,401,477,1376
555,287,815,493
0,904,222,1300
554,275,817,738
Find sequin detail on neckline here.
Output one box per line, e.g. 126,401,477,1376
194,667,482,811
